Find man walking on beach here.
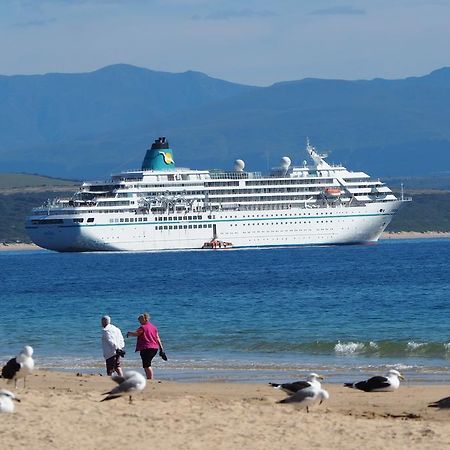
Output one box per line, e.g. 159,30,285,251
101,315,125,377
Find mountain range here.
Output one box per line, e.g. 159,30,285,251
1,64,450,179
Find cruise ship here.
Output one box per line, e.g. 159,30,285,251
26,137,410,252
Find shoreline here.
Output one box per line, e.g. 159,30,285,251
1,231,450,252
1,370,450,449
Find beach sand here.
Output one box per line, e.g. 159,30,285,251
1,370,450,449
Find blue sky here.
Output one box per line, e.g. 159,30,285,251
0,0,449,85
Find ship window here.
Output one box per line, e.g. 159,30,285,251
138,218,142,222
120,218,124,222
143,218,147,221
169,226,173,229
208,224,212,228
184,225,188,229
87,218,94,223
188,225,192,229
178,216,183,220
168,217,172,221
164,226,168,230
73,218,84,223
188,216,192,220
125,218,129,222
193,225,197,229
130,218,134,222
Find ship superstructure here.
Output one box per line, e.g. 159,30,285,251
26,137,410,252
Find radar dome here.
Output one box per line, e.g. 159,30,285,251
281,156,291,170
234,159,245,172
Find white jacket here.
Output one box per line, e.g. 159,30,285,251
102,323,125,359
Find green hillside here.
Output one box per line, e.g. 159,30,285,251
0,173,77,189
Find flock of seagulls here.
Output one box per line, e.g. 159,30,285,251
270,369,408,412
2,346,450,414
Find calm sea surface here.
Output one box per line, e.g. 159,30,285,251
1,239,449,383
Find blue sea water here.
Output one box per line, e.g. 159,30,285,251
1,238,449,383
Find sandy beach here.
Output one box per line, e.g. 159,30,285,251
1,370,450,449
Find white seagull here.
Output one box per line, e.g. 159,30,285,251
344,369,404,392
269,372,324,395
1,346,35,388
101,370,147,404
0,389,21,413
278,385,329,412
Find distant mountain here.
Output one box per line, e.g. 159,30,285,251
1,64,450,178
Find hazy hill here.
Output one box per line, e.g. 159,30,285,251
0,173,77,189
1,64,450,178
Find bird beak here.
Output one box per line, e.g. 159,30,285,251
399,375,405,380
14,398,21,403
319,376,324,380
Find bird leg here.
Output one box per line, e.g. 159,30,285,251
306,406,309,413
129,395,133,405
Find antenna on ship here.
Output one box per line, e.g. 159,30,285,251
401,182,404,201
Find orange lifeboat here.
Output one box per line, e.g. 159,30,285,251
324,187,342,197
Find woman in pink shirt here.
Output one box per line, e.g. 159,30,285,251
127,312,165,379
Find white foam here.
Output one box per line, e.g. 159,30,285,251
334,341,365,355
407,341,426,350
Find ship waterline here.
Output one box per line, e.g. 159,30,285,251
26,137,409,252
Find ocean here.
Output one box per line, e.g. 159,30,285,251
1,238,449,384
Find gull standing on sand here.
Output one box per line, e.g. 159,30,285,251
101,370,146,404
1,346,35,388
0,389,20,413
344,369,404,392
269,373,324,395
278,385,329,412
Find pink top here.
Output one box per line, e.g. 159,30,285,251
135,322,159,351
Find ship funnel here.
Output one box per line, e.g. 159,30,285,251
141,137,175,171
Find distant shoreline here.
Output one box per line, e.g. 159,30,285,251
380,231,450,240
1,232,449,252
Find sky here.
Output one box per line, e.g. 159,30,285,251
0,0,449,86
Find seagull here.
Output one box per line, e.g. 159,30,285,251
269,372,324,395
0,389,21,413
428,396,450,409
1,346,35,388
101,370,146,404
278,385,329,412
344,369,404,392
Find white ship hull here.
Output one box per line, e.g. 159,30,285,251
26,201,402,252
